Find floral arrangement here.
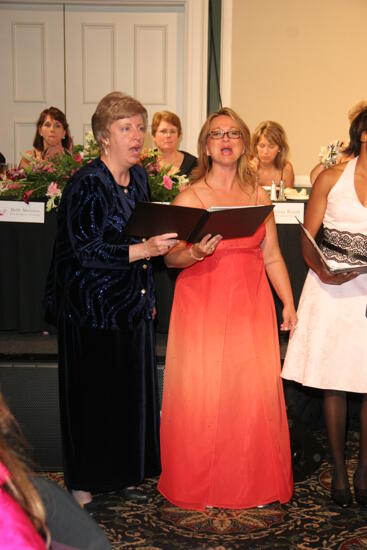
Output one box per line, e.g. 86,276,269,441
318,140,343,168
0,132,99,211
140,148,188,202
0,138,187,211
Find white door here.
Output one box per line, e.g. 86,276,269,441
64,4,185,147
0,3,65,164
0,1,207,162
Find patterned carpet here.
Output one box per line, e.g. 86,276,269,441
47,430,367,549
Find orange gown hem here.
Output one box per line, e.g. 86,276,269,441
158,485,293,511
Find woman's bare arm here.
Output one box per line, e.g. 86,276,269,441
302,167,358,284
283,161,295,188
258,188,297,333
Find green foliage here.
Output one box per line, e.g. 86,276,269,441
141,149,188,203
0,136,100,211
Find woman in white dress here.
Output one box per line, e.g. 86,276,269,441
282,108,367,507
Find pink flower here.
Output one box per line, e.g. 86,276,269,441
23,189,33,204
163,175,173,190
6,168,25,181
47,182,59,196
7,182,19,190
74,153,83,163
42,163,56,173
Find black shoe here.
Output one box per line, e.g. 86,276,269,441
83,500,97,516
331,474,352,508
120,488,148,502
353,472,367,507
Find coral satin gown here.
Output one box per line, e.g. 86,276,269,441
158,224,293,510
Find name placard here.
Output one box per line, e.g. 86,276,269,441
0,201,45,223
273,202,305,224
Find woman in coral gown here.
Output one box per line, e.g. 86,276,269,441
158,108,297,510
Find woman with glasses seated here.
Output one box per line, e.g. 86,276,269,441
251,120,294,188
151,111,197,333
151,110,197,179
158,107,297,510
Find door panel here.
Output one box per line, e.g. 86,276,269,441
0,3,64,164
0,2,204,163
65,5,184,146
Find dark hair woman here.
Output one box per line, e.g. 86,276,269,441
19,107,72,169
282,107,367,507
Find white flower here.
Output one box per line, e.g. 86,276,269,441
318,140,343,168
176,174,189,189
85,131,95,144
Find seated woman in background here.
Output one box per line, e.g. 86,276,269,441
252,120,294,188
151,111,197,334
151,110,197,178
309,100,367,184
19,107,72,169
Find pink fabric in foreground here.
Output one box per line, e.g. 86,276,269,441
0,461,46,549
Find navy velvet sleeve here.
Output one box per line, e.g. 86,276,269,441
66,174,131,270
44,159,155,330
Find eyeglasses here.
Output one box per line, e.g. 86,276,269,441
208,129,242,140
158,129,178,136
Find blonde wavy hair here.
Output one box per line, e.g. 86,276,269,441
190,107,255,190
252,120,290,170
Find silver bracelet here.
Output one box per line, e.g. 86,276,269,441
142,238,151,260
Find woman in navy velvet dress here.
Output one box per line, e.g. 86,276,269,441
44,92,178,506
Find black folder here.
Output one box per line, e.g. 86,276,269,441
299,220,367,274
124,202,274,242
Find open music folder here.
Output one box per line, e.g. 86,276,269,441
299,220,367,274
124,201,274,243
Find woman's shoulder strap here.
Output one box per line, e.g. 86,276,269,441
190,186,206,208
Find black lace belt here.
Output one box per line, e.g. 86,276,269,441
322,240,367,263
